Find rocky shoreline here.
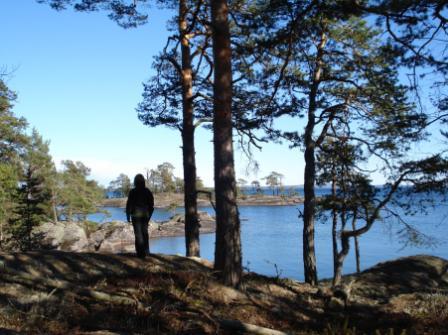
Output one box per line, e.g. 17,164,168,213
33,194,303,254
33,212,215,253
102,193,303,208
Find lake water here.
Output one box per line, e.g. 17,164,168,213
89,200,448,281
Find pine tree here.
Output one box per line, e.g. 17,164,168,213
315,99,448,286
8,129,55,251
210,0,243,287
0,80,28,163
0,164,19,248
136,0,262,260
109,173,131,198
262,172,284,196
57,160,103,221
246,5,428,284
134,0,210,257
157,162,177,193
0,80,28,248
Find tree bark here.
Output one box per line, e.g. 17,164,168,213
331,172,338,281
51,188,58,223
333,233,348,287
303,30,326,286
352,218,361,273
180,0,200,257
332,173,410,285
211,0,242,287
333,211,356,286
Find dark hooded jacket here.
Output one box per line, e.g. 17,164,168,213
126,177,154,220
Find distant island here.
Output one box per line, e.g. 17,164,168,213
102,192,303,209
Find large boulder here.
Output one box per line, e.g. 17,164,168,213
349,255,448,302
167,211,215,223
151,211,215,238
33,221,89,252
89,221,135,253
198,211,214,221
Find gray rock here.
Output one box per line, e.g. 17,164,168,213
61,222,89,251
198,211,214,221
32,212,216,253
168,211,214,224
33,221,88,252
93,221,135,253
170,214,184,223
88,226,107,251
33,221,66,249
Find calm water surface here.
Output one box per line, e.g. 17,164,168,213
90,202,448,281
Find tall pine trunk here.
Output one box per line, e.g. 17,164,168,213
303,136,317,284
303,30,326,286
331,171,338,280
180,0,200,257
211,0,242,287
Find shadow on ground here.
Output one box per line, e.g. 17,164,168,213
0,252,447,334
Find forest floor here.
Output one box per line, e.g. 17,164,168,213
0,252,447,334
102,193,302,209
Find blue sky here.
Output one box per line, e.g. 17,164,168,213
1,0,305,187
1,1,444,187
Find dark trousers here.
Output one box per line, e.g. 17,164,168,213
132,216,150,258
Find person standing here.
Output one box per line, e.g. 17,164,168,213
126,174,154,258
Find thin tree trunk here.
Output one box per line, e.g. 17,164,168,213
26,182,31,250
352,218,361,273
51,188,58,223
211,0,242,287
52,203,58,223
333,210,356,286
303,30,327,286
302,89,318,285
333,233,348,287
0,220,3,248
331,171,338,281
180,0,200,257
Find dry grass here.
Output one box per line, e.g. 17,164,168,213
0,252,447,334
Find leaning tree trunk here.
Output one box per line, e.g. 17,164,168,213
333,233,349,287
303,30,326,286
352,218,361,273
211,0,242,287
180,0,200,257
333,209,357,286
